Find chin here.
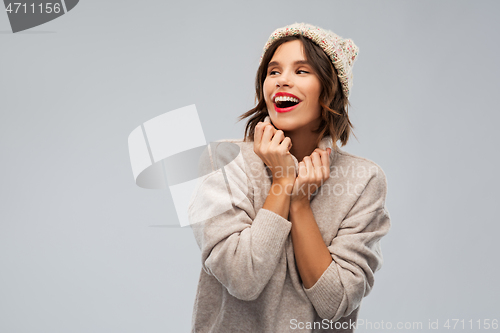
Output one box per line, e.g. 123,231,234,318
269,116,302,132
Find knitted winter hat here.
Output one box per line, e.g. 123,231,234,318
260,22,359,99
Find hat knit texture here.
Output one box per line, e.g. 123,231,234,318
260,22,359,99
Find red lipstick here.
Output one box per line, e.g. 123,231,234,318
273,92,301,113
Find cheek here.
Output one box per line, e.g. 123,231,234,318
310,81,322,102
263,79,273,102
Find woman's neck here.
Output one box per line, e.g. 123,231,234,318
285,130,321,163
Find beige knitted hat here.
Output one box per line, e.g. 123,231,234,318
260,22,359,99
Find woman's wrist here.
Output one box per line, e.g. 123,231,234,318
263,181,294,220
290,198,310,212
272,178,295,195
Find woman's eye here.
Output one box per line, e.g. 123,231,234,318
269,70,279,75
297,70,309,74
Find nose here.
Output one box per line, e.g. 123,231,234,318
275,71,293,87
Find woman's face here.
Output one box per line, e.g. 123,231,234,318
263,40,322,132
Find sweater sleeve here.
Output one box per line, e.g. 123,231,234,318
188,142,292,301
303,166,391,321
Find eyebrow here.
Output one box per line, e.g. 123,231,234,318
267,60,310,68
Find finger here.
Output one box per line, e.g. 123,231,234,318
303,156,313,179
261,124,276,146
313,149,329,179
310,152,323,179
281,137,292,152
270,130,285,150
323,149,331,180
298,161,307,178
254,122,264,147
317,149,330,179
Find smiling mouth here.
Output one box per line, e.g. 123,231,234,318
275,99,299,108
273,95,301,112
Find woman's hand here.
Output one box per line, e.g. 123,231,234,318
253,120,296,186
291,148,332,206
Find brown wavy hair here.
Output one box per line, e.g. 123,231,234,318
237,34,357,151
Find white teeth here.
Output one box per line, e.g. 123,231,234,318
274,96,300,103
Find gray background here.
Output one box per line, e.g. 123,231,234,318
1,0,499,332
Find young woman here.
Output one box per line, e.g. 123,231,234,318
188,22,391,333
